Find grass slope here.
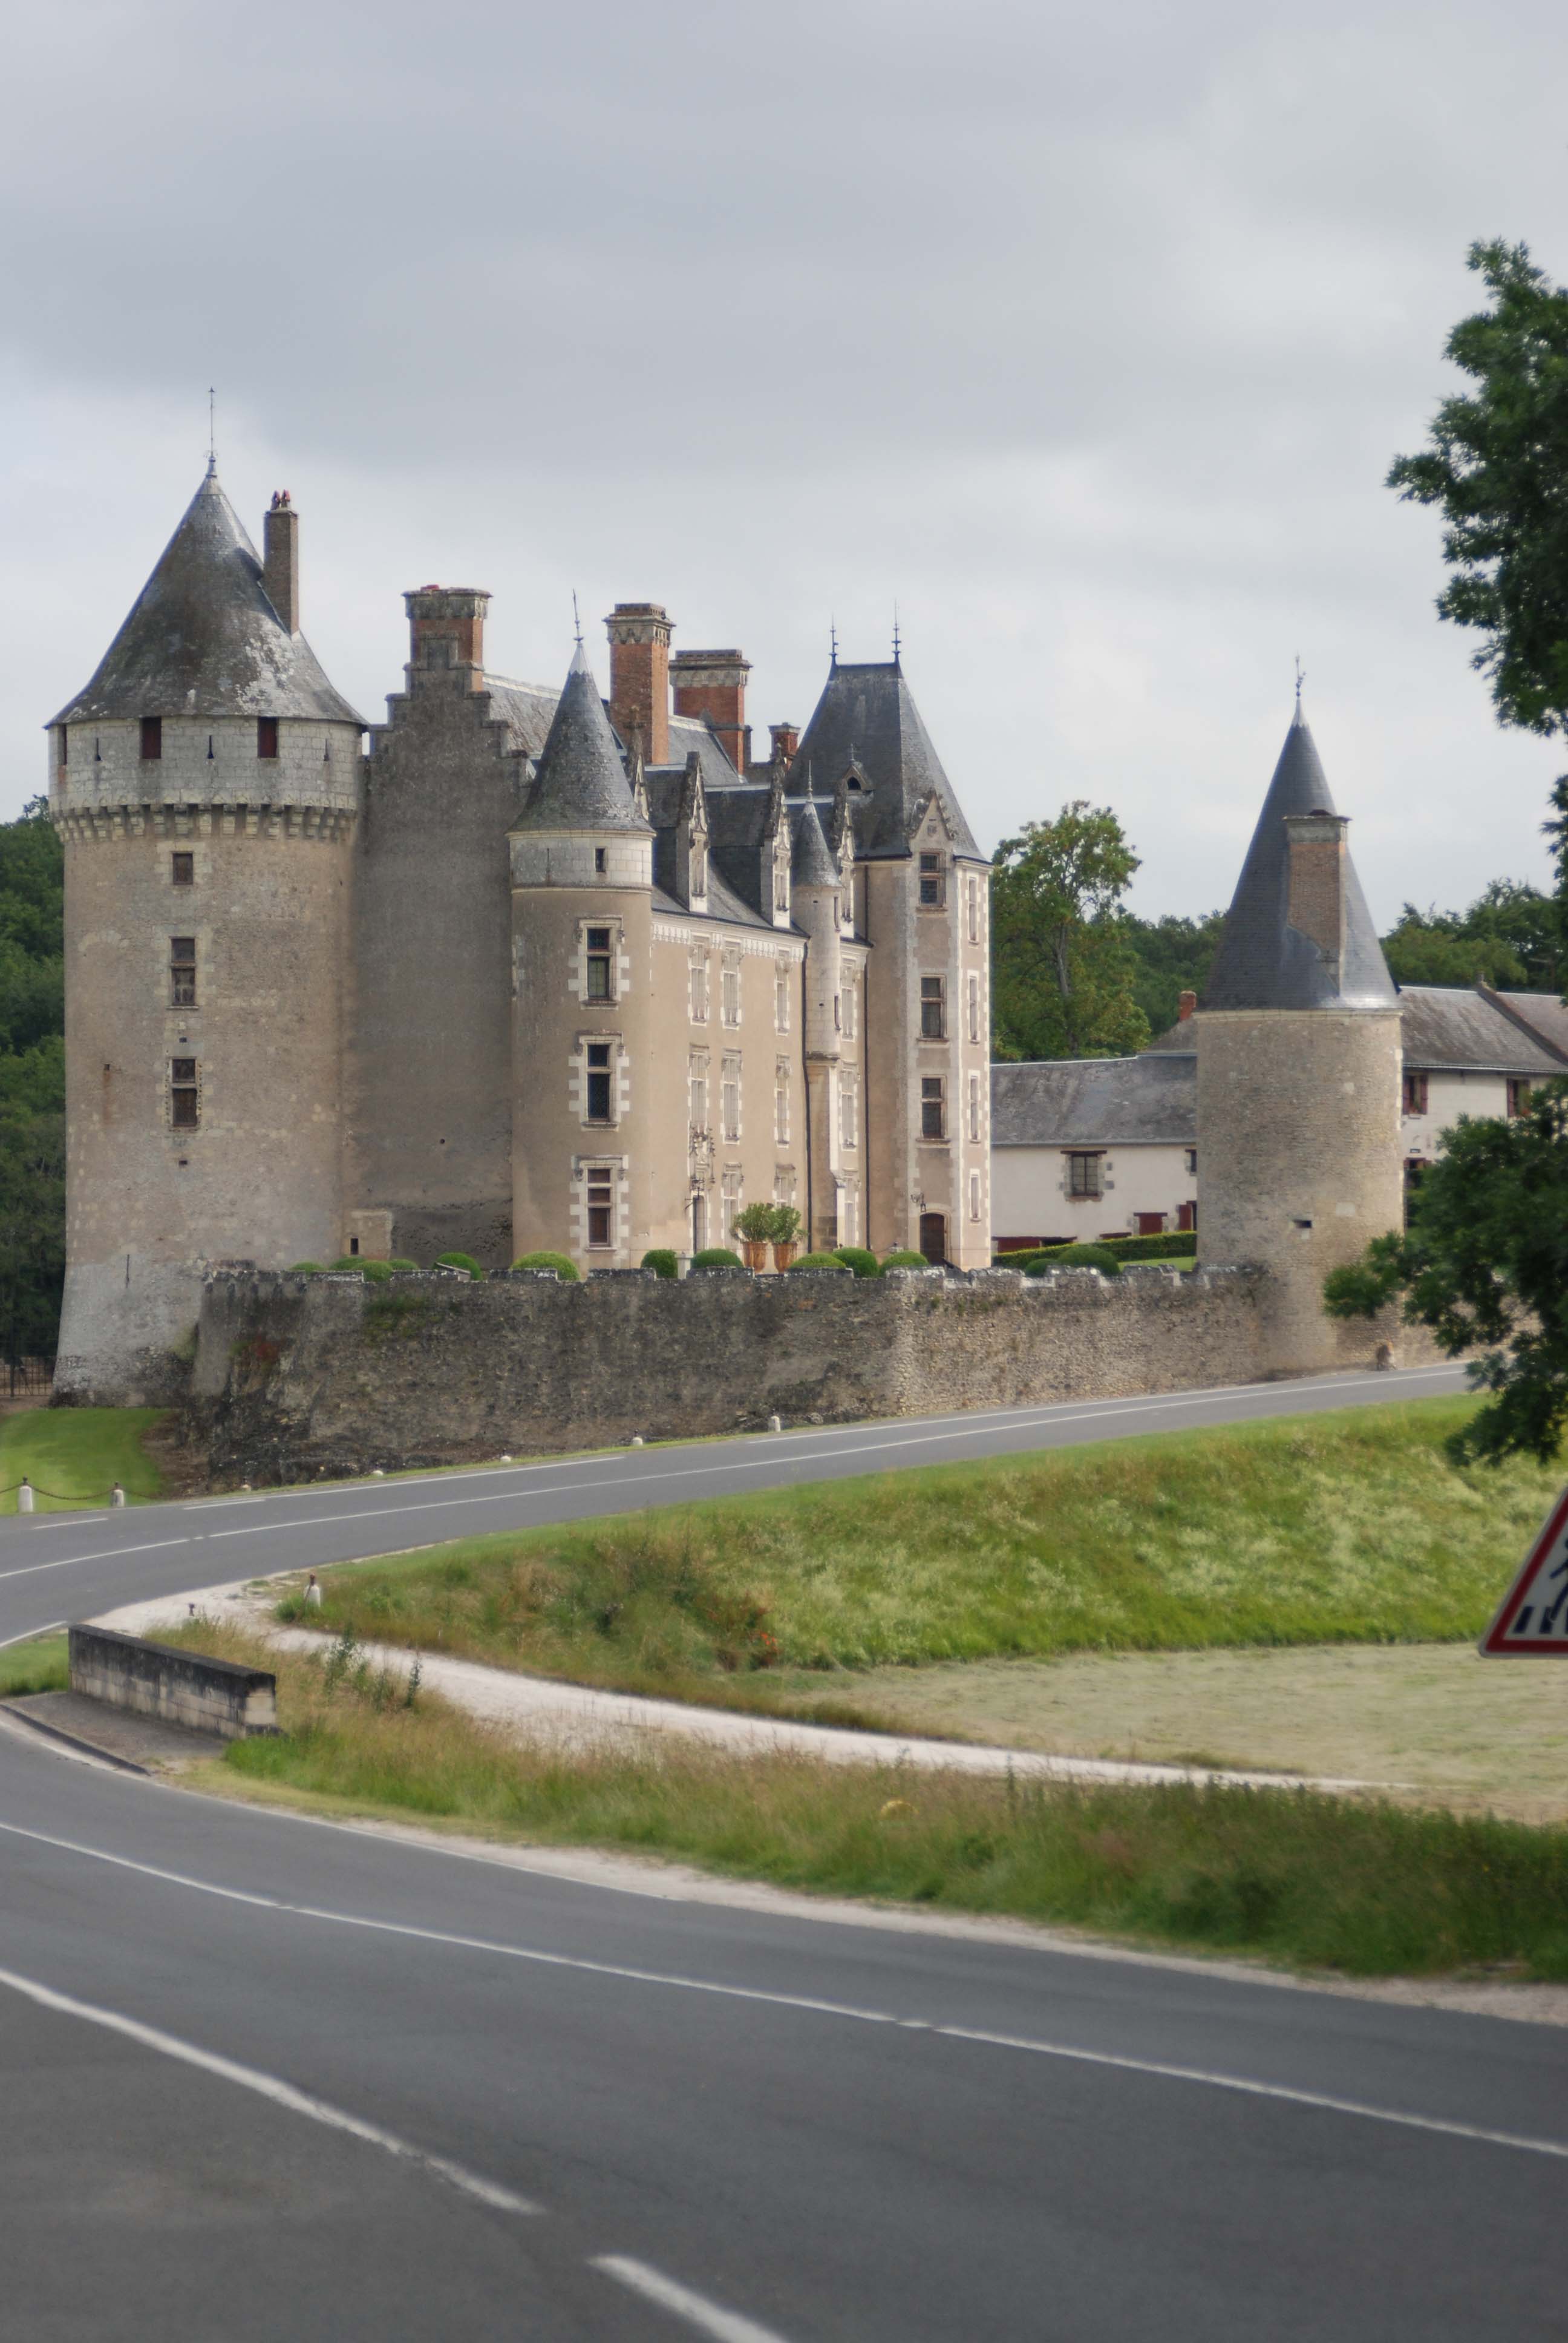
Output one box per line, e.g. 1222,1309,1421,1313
0,1409,166,1514
177,1620,1568,1980
0,1633,68,1696
291,1400,1557,1706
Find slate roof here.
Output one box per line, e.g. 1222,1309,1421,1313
1201,706,1396,1013
514,643,651,833
791,797,841,888
991,1055,1197,1148
784,660,982,861
51,468,365,729
482,676,557,759
1486,988,1568,1066
705,785,774,917
1399,986,1566,1075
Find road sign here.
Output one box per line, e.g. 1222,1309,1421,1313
1480,1487,1568,1654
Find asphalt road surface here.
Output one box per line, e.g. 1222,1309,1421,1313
10,1355,1555,2342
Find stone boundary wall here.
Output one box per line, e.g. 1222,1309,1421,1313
68,1625,279,1740
187,1261,1313,1482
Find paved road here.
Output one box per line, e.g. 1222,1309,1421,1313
11,1355,1550,2342
1,1361,1468,1649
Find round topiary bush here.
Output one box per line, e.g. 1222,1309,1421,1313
328,1256,367,1274
880,1249,929,1271
788,1251,849,1271
1038,1242,1121,1275
832,1246,881,1278
511,1251,580,1280
358,1259,395,1282
386,1257,420,1273
641,1248,679,1279
287,1262,323,1276
691,1247,745,1270
433,1251,483,1276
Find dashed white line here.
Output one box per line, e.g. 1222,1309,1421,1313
0,1959,538,2215
593,2255,794,2341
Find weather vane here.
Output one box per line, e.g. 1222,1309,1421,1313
207,387,216,476
572,589,583,646
892,602,901,665
829,617,838,667
1295,653,1305,706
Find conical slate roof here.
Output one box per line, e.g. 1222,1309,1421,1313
785,660,981,860
1201,704,1396,1013
515,642,651,833
791,797,840,888
50,468,364,727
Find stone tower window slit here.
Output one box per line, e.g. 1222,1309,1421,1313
140,716,162,761
258,716,279,759
171,851,194,888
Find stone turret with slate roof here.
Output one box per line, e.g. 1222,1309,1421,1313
783,658,981,861
516,643,652,835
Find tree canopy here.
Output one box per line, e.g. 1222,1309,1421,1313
1380,877,1560,992
0,799,65,1363
990,802,1149,1060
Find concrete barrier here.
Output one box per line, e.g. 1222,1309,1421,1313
68,1625,279,1740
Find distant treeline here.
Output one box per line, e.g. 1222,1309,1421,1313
0,800,65,1361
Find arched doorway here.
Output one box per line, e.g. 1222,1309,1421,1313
918,1211,947,1265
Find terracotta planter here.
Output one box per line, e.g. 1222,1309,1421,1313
771,1240,799,1272
742,1239,771,1271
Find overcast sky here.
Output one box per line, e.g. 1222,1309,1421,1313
2,0,1563,924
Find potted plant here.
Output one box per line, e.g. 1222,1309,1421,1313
731,1201,777,1271
768,1203,802,1271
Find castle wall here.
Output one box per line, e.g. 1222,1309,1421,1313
191,1261,1279,1479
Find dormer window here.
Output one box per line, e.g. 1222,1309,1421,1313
257,717,279,759
690,841,708,897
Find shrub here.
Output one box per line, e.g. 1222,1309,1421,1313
358,1259,395,1283
1102,1231,1197,1262
511,1251,580,1280
287,1262,323,1276
691,1247,745,1271
881,1249,929,1271
434,1251,483,1276
1031,1242,1122,1275
328,1257,367,1275
731,1202,779,1243
789,1251,849,1271
832,1247,881,1278
387,1257,420,1273
769,1204,802,1246
641,1249,679,1280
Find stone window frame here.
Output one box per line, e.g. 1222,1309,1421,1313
575,915,626,1006
967,971,981,1045
171,850,195,888
720,1050,742,1144
920,974,946,1040
920,1075,946,1142
721,1160,743,1222
720,952,743,1029
573,1153,628,1256
774,1057,791,1145
689,951,710,1026
571,1030,627,1130
841,976,858,1041
1065,1150,1105,1200
169,934,197,1009
688,1047,710,1139
918,850,946,910
968,1070,982,1142
169,1055,200,1131
839,1069,859,1150
774,955,792,1034
966,874,981,945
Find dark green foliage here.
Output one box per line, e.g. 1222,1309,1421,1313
1120,910,1226,1035
880,1249,929,1270
386,1257,420,1273
1100,1231,1196,1262
1024,1242,1122,1276
832,1247,881,1277
511,1251,580,1280
0,799,65,1362
287,1262,323,1276
730,1202,779,1243
358,1260,394,1283
1324,1080,1568,1463
789,1251,849,1271
691,1247,745,1271
990,803,1150,1061
641,1248,679,1279
434,1251,483,1276
1380,878,1560,992
328,1257,367,1274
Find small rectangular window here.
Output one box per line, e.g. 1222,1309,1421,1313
170,937,197,1008
171,1058,198,1129
1068,1152,1102,1199
1184,1149,1198,1178
57,726,68,768
1508,1078,1532,1118
171,852,194,887
967,876,979,944
140,716,162,761
586,1040,612,1122
969,1170,981,1222
587,1167,614,1247
920,975,946,1040
257,716,279,759
775,964,790,1032
921,1076,945,1141
969,1071,981,1141
840,1078,858,1149
595,846,607,874
690,959,709,1024
1402,1070,1429,1116
722,965,742,1027
586,926,613,1001
918,851,945,909
842,981,857,1041
967,972,980,1045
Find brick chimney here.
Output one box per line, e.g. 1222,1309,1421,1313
1284,810,1349,971
263,492,299,634
404,586,489,691
605,604,672,765
671,648,751,775
768,722,800,766
1177,989,1197,1021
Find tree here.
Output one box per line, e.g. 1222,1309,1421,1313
1324,1082,1568,1465
990,803,1150,1060
0,799,65,1366
1121,909,1226,1034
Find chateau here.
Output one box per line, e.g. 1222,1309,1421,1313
47,468,993,1398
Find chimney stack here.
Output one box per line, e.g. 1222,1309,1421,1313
768,721,800,767
670,648,751,775
263,492,299,634
1283,810,1349,972
605,604,672,766
403,586,489,692
1177,989,1197,1022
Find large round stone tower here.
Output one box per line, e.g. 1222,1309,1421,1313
47,466,365,1400
1195,699,1403,1371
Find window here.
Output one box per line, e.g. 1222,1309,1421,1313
722,963,742,1027
967,972,980,1045
691,841,708,897
1067,1152,1103,1199
1403,1070,1429,1116
595,846,607,874
1136,1212,1166,1236
968,1071,981,1142
775,1060,791,1144
171,1058,198,1130
586,926,613,1001
920,975,946,1039
690,957,709,1024
57,726,67,768
1508,1078,1532,1118
840,1075,858,1149
586,1167,614,1248
257,716,279,759
918,852,945,908
170,937,197,1008
842,980,857,1041
921,1076,946,1140
140,716,162,761
774,1165,797,1207
967,876,979,945
688,1057,708,1130
722,1055,741,1143
775,962,791,1032
840,1185,858,1244
969,1170,981,1222
1177,1200,1197,1233
774,858,790,914
833,992,841,1033
1184,1149,1198,1178
171,852,194,887
585,1041,612,1124
722,1162,742,1220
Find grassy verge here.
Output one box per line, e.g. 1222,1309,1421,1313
174,1617,1568,1979
0,1634,70,1697
287,1400,1556,1713
0,1409,166,1514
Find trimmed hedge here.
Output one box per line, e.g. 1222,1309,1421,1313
1024,1242,1122,1276
881,1250,930,1271
434,1251,483,1276
832,1247,881,1279
789,1251,849,1272
641,1249,679,1280
691,1247,745,1271
387,1257,420,1273
286,1262,323,1276
1102,1231,1196,1262
511,1251,580,1280
358,1259,395,1283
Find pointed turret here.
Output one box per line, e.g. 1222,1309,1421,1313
51,469,362,727
1203,703,1395,1013
785,660,978,859
517,643,652,833
791,796,840,888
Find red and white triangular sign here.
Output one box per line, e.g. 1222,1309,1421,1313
1481,1487,1568,1654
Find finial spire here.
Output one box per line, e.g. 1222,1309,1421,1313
829,617,838,668
572,589,583,647
1294,654,1305,721
892,602,901,666
207,387,216,477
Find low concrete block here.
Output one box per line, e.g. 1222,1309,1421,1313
68,1625,279,1740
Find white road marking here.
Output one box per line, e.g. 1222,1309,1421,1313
593,2255,794,2341
2,1818,1561,2164
0,1538,192,1585
0,1958,538,2214
0,1620,62,1651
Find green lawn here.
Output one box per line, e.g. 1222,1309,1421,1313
0,1409,166,1514
290,1398,1558,1707
0,1633,69,1696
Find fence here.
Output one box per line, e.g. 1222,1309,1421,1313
2,1356,54,1400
